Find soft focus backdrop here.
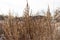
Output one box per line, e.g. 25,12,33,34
0,0,60,16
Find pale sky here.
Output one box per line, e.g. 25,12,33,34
0,0,60,16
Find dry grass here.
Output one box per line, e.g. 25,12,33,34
1,5,60,40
